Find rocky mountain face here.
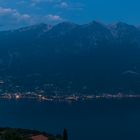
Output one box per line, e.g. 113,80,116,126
0,21,140,94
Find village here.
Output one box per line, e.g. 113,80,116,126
0,92,140,103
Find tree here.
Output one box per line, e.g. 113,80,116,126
48,136,56,140
63,129,68,140
1,129,23,140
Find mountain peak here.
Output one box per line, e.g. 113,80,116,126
54,22,79,30
57,21,78,26
114,22,137,30
90,20,104,25
82,20,107,30
47,21,79,35
15,23,52,33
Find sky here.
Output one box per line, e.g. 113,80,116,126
0,0,140,30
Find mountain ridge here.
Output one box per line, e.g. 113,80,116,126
0,21,140,94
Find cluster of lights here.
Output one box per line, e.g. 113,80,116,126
0,92,140,103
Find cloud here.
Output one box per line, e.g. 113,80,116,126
0,7,18,16
30,0,60,6
0,6,64,30
46,14,62,21
0,7,31,29
0,7,31,21
31,0,46,6
32,14,63,24
55,1,84,10
58,2,69,8
29,0,84,11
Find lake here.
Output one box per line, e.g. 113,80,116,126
0,99,140,140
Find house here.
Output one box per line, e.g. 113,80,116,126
31,134,49,140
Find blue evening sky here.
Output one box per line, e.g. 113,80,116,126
0,0,140,30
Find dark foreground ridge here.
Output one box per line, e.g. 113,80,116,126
0,127,65,140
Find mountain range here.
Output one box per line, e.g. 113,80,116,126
0,21,140,94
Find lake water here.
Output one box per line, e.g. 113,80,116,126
0,99,140,140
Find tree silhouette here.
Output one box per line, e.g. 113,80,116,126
63,129,68,140
1,129,23,140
